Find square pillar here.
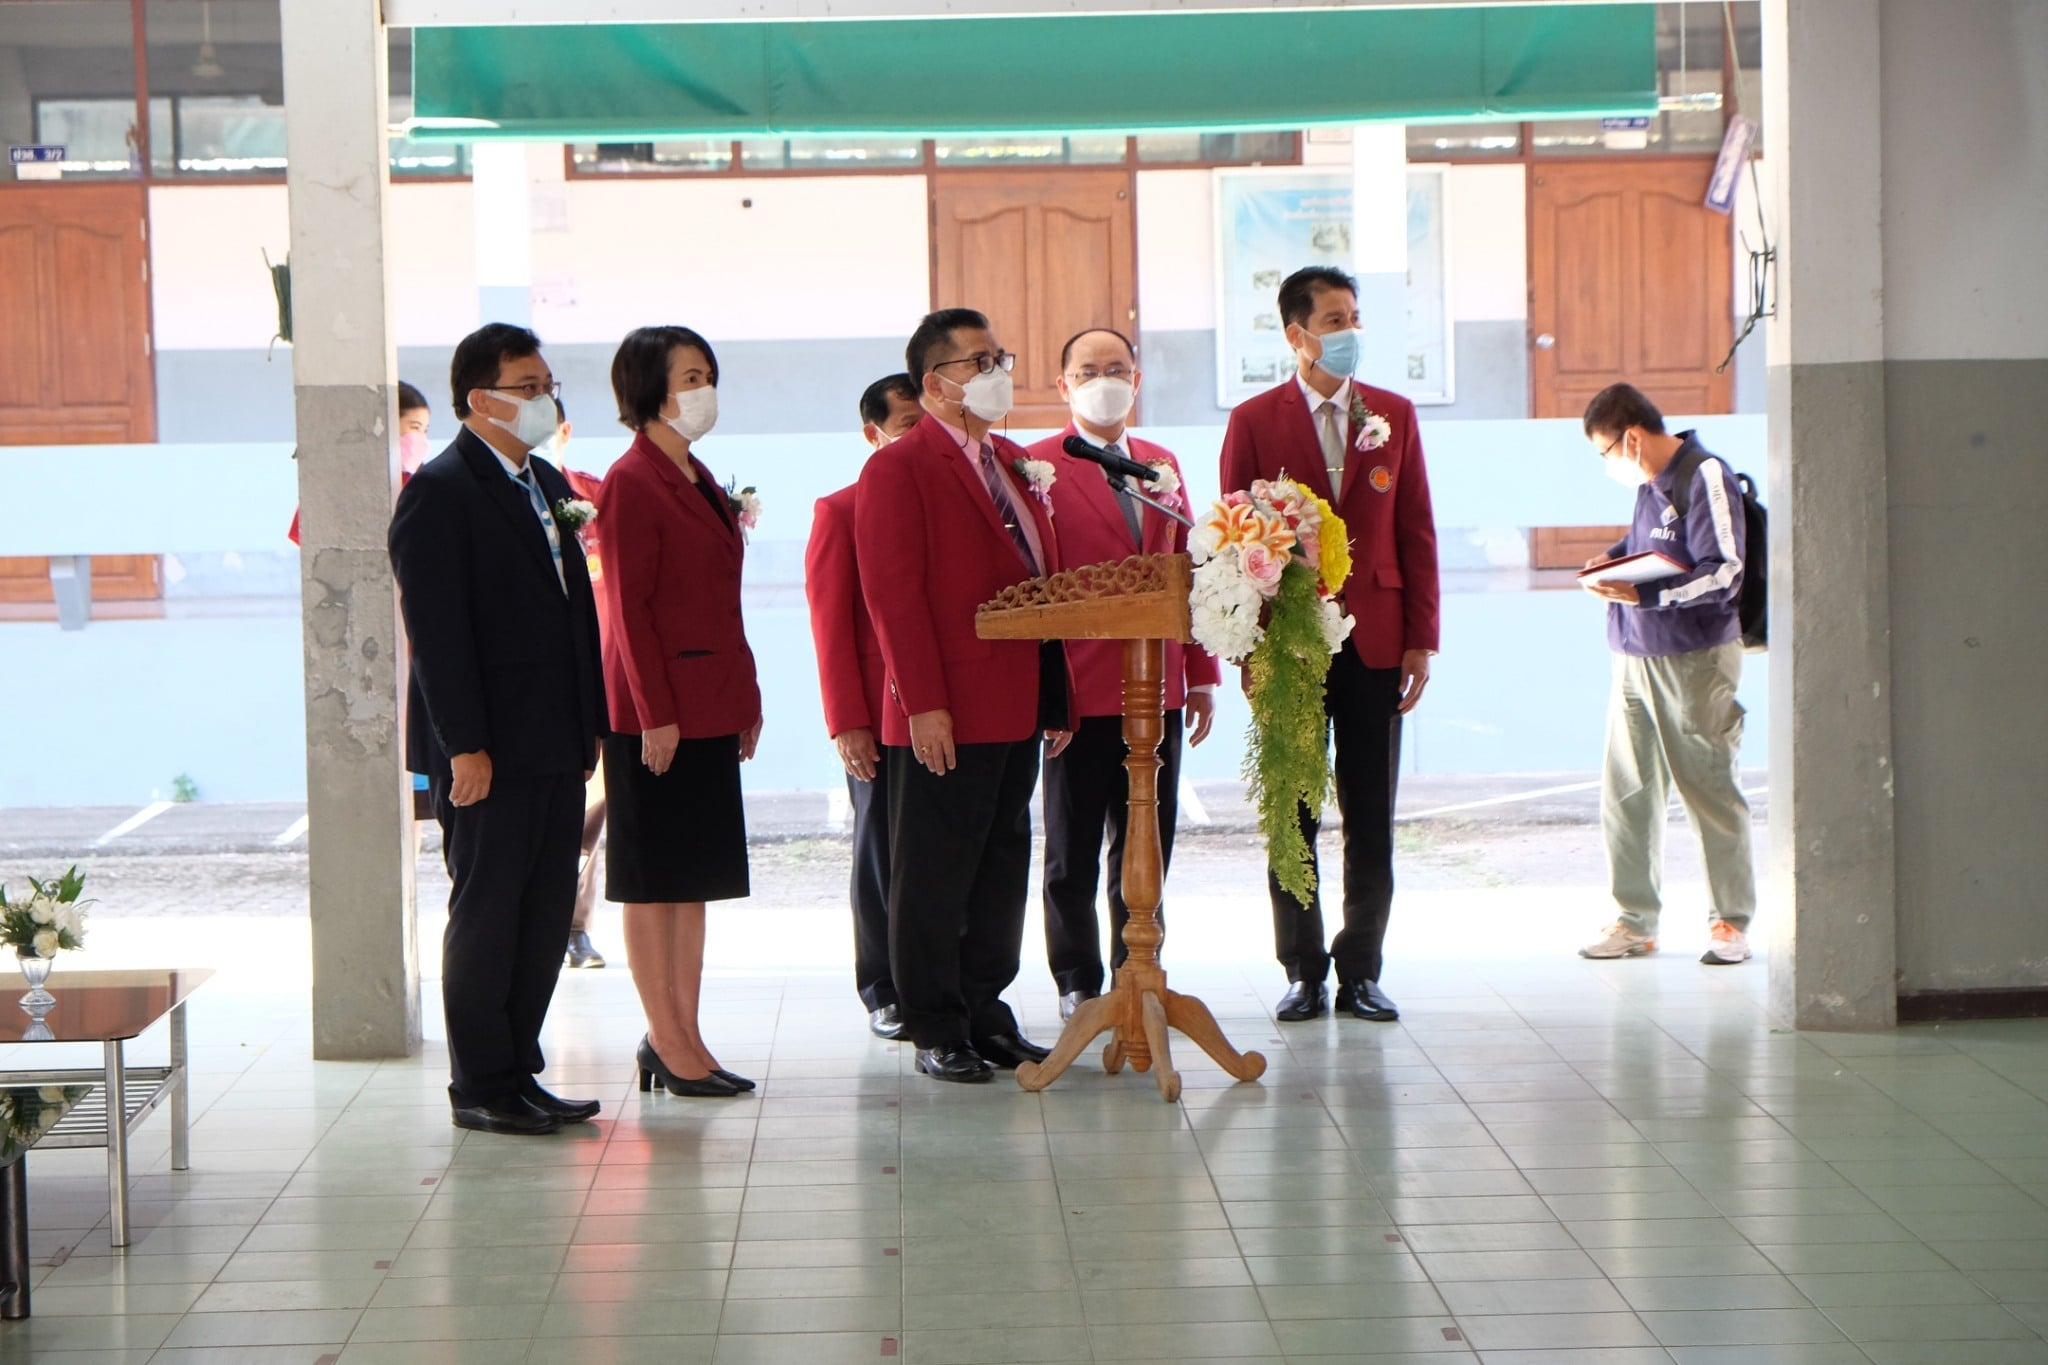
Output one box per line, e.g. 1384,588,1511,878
282,0,421,1057
1351,122,1408,387
1761,0,1897,1029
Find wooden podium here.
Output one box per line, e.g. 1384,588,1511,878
976,553,1266,1101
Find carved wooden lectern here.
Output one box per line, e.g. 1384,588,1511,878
976,552,1266,1102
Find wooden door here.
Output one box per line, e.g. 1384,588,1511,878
0,184,161,604
931,171,1136,430
1528,159,1734,419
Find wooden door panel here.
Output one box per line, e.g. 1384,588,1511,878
0,223,43,409
51,222,138,410
0,184,160,609
1548,191,1628,378
1529,160,1732,420
932,171,1135,431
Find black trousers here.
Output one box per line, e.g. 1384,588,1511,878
847,749,895,1010
885,737,1040,1047
1269,646,1403,986
431,769,585,1108
1042,710,1184,995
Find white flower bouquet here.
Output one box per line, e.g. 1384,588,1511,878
0,866,91,960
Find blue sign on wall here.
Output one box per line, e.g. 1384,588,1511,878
10,145,66,163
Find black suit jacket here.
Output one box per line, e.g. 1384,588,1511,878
389,426,607,780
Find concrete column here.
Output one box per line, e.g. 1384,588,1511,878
470,142,533,326
282,0,421,1058
1760,0,1897,1029
1351,122,1407,388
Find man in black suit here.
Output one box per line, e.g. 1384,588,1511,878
389,323,609,1135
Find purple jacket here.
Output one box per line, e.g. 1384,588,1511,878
1606,432,1745,659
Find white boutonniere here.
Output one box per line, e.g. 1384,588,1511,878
1144,461,1183,510
1011,457,1057,512
722,479,761,534
552,498,596,533
1348,392,1392,454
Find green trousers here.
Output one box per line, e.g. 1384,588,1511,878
1601,640,1756,936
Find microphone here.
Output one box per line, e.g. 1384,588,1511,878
1062,434,1159,483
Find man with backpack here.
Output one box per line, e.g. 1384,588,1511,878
1576,383,1760,966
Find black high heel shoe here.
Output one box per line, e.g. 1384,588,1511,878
711,1069,755,1091
636,1036,740,1098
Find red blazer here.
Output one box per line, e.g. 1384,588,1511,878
804,482,887,739
1027,426,1222,718
595,432,762,739
855,414,1069,747
1219,377,1441,669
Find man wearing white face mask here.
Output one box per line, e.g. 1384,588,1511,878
1220,266,1441,1026
389,323,608,1136
855,308,1074,1084
1576,383,1756,966
1027,329,1222,1020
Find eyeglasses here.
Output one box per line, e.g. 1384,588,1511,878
1596,435,1622,458
496,380,563,401
932,351,1016,376
1066,364,1133,382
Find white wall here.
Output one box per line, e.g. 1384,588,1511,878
151,182,480,350
531,175,930,344
1444,162,1526,324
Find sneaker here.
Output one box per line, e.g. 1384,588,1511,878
1579,922,1657,959
1701,921,1751,965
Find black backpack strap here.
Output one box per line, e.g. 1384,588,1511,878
1665,447,1710,520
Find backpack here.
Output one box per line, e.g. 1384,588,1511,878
1666,447,1768,652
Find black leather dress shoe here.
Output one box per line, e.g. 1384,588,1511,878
973,1031,1052,1069
564,931,606,969
1059,989,1097,1021
915,1041,994,1083
1337,980,1399,1022
522,1084,601,1122
452,1095,561,1136
869,1004,905,1040
1275,981,1328,1021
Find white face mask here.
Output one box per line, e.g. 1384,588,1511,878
950,367,1013,423
1604,454,1648,487
1069,376,1135,429
489,391,561,450
665,386,718,443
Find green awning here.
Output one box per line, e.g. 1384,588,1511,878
411,6,1656,141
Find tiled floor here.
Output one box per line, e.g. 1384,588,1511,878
6,920,2048,1363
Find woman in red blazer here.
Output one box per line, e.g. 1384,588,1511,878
596,325,762,1098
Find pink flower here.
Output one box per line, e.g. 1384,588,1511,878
1222,490,1252,508
1240,541,1286,592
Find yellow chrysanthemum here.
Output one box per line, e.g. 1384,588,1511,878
1305,494,1351,593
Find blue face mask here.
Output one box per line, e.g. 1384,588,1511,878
1312,327,1361,379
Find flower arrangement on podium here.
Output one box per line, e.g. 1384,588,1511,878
1,866,90,1010
1188,479,1354,907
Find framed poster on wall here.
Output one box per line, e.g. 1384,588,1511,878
1213,165,1454,408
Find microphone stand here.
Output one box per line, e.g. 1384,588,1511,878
1113,475,1196,530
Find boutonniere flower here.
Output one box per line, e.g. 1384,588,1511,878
1144,461,1183,510
722,479,761,532
1348,393,1392,454
1011,457,1057,512
552,498,596,533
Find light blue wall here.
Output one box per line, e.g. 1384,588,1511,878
0,415,1768,806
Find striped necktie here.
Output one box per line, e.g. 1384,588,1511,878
1103,443,1143,548
977,442,1041,577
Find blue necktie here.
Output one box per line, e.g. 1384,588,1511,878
517,467,567,592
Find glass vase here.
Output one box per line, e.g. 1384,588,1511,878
17,951,56,1014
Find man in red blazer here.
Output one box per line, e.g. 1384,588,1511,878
1219,266,1441,1025
805,373,925,1042
1027,328,1222,1021
855,308,1071,1084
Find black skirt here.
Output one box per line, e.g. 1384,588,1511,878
602,732,750,904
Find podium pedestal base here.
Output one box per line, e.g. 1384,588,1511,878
1016,961,1266,1103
